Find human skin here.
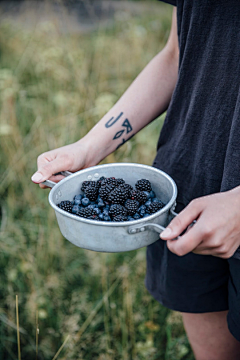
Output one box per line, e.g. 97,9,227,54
31,9,179,186
32,9,240,358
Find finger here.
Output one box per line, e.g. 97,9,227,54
160,199,204,240
166,223,203,256
38,174,65,189
31,158,67,184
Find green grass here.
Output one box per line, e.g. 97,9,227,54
0,2,194,359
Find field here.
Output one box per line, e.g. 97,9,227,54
0,1,194,359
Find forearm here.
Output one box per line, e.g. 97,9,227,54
81,47,179,166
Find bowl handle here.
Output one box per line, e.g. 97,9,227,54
128,209,196,237
41,171,72,188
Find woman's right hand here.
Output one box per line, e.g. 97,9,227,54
31,141,94,188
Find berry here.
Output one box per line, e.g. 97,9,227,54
149,190,155,198
147,201,165,214
125,199,139,216
133,213,141,220
108,185,129,204
99,183,116,201
98,199,105,208
116,178,125,186
100,177,118,187
84,186,98,201
109,204,127,218
77,207,95,218
81,197,90,207
57,200,73,213
121,183,133,196
127,216,135,221
112,214,128,222
103,215,111,221
131,190,148,204
74,194,82,205
135,179,152,192
97,176,106,186
72,204,80,214
143,191,151,200
145,199,152,207
99,213,104,221
81,180,99,192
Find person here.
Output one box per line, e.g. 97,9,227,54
31,1,240,359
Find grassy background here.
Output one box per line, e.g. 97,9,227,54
0,1,194,359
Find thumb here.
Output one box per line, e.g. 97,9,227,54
160,199,203,240
31,158,66,184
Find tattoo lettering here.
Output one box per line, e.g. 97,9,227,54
105,112,123,128
113,129,125,140
116,133,135,150
122,119,132,134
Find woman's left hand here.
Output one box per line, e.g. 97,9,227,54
160,187,240,258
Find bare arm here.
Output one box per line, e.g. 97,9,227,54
32,9,178,184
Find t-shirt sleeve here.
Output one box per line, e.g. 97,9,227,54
158,0,176,5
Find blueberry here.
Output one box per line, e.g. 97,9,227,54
103,215,111,221
139,210,146,217
87,204,95,210
149,191,155,198
103,209,109,216
94,208,101,215
152,197,161,203
72,205,80,214
105,204,110,210
145,199,152,207
133,213,141,220
99,213,104,220
82,197,90,207
143,191,151,200
143,213,150,218
74,194,82,200
98,199,105,208
138,205,146,212
127,216,135,221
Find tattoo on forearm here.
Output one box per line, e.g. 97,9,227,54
116,133,135,150
105,112,123,128
105,112,134,150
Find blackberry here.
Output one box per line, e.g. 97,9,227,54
88,215,99,221
121,183,133,196
116,178,125,186
108,185,129,204
135,179,152,192
109,204,127,218
99,183,116,201
101,177,118,187
97,176,106,186
112,214,128,222
125,199,139,216
77,207,95,218
84,186,98,201
57,200,73,213
81,180,98,192
147,201,165,214
130,190,148,204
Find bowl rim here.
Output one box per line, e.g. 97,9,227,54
48,163,178,227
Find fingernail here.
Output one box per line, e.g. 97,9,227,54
31,172,44,183
161,228,172,237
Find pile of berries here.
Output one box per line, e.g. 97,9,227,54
57,177,165,222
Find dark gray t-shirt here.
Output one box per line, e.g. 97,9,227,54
156,0,240,208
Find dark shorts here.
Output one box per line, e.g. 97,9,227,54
145,239,240,341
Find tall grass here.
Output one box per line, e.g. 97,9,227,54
0,2,194,359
